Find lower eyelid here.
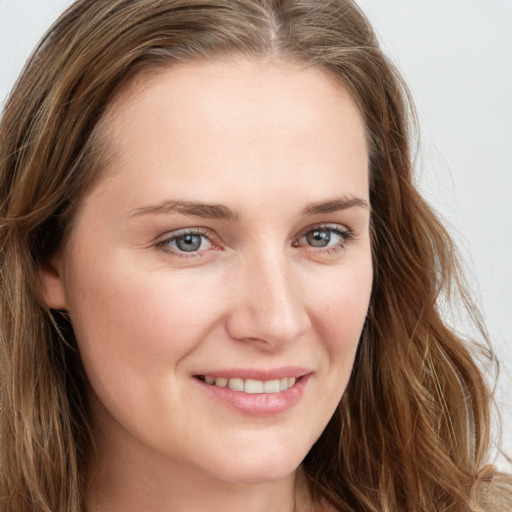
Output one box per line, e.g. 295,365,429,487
155,225,355,257
297,226,354,246
157,230,214,254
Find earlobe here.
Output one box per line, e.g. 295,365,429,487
40,253,69,310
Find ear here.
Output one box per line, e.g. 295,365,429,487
40,251,69,310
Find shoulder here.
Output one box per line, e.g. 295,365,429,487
471,465,512,512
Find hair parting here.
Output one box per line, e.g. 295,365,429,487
1,1,510,510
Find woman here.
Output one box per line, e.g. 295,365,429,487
0,1,510,511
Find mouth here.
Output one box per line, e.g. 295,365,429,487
195,375,298,394
193,368,311,415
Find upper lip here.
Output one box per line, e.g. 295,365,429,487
194,366,311,381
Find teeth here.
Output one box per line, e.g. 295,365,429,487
215,377,228,388
245,379,264,394
203,376,298,394
227,378,244,392
263,379,280,393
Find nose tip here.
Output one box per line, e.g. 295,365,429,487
225,257,310,348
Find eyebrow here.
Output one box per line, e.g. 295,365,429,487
130,200,240,220
301,196,370,216
130,195,369,220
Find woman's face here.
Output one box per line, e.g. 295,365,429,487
42,58,372,484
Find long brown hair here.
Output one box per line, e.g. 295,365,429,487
0,1,509,510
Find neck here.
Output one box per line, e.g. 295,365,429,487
84,413,314,512
86,467,299,512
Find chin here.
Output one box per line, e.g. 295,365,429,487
201,435,311,485
216,460,301,485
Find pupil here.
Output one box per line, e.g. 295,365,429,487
176,234,202,252
307,229,331,247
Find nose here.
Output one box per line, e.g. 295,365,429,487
225,251,311,349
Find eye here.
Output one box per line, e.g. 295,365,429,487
295,225,353,251
158,230,213,255
305,229,334,248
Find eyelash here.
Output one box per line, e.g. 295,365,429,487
157,229,215,258
293,224,355,255
156,224,355,259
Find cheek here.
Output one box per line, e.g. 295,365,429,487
309,263,372,375
289,262,372,442
63,251,224,393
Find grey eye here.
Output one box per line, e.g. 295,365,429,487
165,233,212,253
305,229,333,247
297,226,351,251
174,234,204,252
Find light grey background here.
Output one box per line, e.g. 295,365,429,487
1,1,511,470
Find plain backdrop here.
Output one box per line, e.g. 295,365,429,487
1,0,511,470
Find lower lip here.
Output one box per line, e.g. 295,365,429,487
194,375,311,416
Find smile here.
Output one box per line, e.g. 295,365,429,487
195,372,310,416
198,375,297,394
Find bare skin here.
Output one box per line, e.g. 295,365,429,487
42,56,372,512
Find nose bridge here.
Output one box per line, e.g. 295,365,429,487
226,246,310,347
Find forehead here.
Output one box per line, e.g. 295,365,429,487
85,57,369,212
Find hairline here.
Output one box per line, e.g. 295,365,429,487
76,52,375,215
